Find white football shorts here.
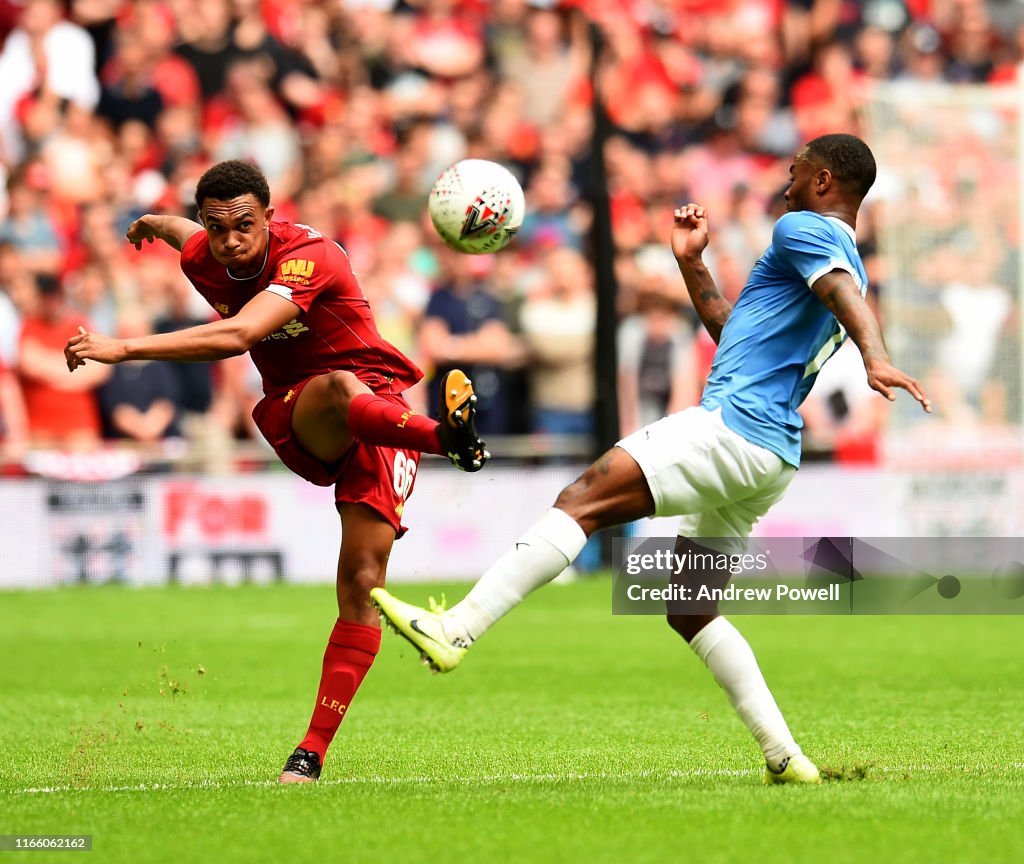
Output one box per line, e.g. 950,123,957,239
616,406,796,550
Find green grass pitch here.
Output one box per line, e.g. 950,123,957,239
2,580,1022,864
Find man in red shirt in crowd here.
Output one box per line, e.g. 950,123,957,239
64,159,488,783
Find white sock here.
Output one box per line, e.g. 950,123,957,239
689,616,800,772
442,508,587,644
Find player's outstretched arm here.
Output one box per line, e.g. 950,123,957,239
65,292,301,371
671,204,733,344
811,269,932,413
126,214,205,252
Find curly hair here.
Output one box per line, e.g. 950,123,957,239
804,134,877,200
195,160,271,209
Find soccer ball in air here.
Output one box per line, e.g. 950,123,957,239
428,159,526,255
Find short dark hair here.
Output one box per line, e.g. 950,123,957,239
804,134,877,199
195,160,271,209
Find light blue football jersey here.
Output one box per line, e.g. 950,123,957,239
700,210,868,467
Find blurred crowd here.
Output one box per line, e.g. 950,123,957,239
0,0,1021,469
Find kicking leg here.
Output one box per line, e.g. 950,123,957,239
279,503,394,783
291,369,487,471
371,446,655,670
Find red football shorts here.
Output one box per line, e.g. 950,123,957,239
252,377,419,537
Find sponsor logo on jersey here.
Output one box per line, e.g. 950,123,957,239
214,302,230,316
263,319,310,341
277,259,316,285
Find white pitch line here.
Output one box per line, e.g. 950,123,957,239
8,767,757,796
5,762,1023,796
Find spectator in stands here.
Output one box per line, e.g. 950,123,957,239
361,221,431,368
498,5,587,128
519,247,595,436
0,0,100,162
897,23,948,83
0,165,62,277
131,1,201,109
154,267,247,472
935,245,1013,405
97,308,183,443
420,250,523,436
64,262,118,337
373,136,430,224
855,25,898,82
97,28,165,132
617,251,698,436
405,0,486,80
227,0,325,116
945,0,998,83
154,274,216,421
175,0,235,99
18,274,108,449
517,157,584,251
208,61,302,202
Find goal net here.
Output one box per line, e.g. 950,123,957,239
862,79,1024,534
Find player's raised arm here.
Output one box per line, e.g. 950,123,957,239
65,291,300,371
671,204,733,344
811,269,931,413
126,214,205,252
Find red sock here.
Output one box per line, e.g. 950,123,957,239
348,393,444,455
298,619,382,760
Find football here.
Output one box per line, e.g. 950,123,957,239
427,159,526,254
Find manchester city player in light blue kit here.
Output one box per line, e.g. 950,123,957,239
372,134,932,784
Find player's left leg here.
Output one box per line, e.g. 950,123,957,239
278,503,394,784
290,369,487,472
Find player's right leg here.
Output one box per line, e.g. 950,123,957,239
372,445,656,671
290,369,487,472
661,463,818,783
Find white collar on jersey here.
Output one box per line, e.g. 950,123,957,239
824,216,857,242
224,232,270,281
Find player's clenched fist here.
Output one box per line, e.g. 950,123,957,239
65,326,125,372
125,216,161,250
672,203,710,262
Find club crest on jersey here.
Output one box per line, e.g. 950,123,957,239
278,259,315,285
460,193,511,239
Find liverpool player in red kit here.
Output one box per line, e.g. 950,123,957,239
64,160,489,783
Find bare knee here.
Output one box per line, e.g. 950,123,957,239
552,480,598,536
553,448,653,535
325,370,367,414
337,562,387,622
553,478,586,520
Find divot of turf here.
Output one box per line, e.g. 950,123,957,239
820,762,873,782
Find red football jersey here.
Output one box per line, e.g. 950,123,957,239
179,221,423,397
